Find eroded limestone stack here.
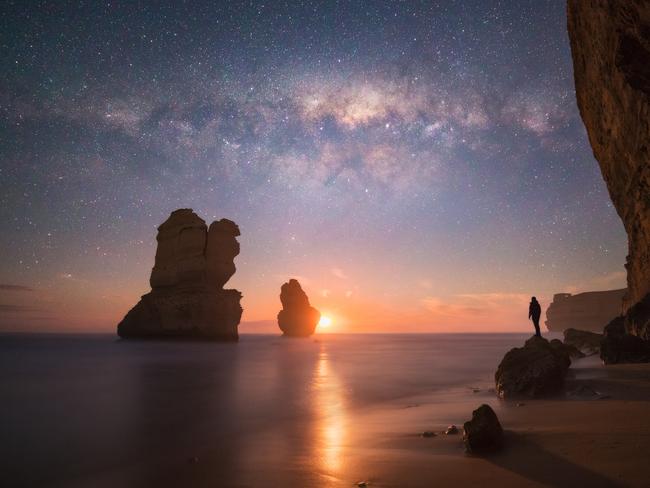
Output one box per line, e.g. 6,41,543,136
118,209,242,341
277,279,320,337
568,1,650,360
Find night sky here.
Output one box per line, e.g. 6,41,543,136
0,0,627,333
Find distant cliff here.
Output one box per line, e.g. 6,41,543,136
545,289,626,333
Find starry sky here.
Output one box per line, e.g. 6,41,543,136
0,0,628,333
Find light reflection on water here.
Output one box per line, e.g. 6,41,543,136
313,345,347,474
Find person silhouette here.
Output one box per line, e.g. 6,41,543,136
529,296,542,337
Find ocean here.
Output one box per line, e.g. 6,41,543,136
0,332,548,487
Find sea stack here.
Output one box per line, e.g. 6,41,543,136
568,1,650,361
117,209,243,341
277,279,320,337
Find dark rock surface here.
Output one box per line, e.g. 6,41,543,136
463,404,503,454
568,1,650,362
495,336,571,399
277,279,320,337
599,295,650,364
601,314,650,365
622,292,650,342
550,338,586,360
445,425,458,435
118,209,242,341
563,328,603,356
545,289,625,333
566,384,604,400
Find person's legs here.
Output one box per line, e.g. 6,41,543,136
533,317,541,337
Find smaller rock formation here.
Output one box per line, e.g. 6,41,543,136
601,311,650,365
445,425,459,435
545,289,626,333
563,328,603,356
495,336,571,399
118,209,243,341
463,404,504,454
277,279,320,337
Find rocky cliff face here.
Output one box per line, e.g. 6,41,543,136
568,1,650,314
568,1,650,358
277,279,320,337
118,209,242,340
545,289,626,332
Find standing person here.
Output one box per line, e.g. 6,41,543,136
529,296,542,337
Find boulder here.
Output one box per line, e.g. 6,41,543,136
495,336,571,399
277,279,320,337
445,425,459,435
463,404,503,454
601,314,650,364
563,328,603,356
568,1,650,361
118,209,243,341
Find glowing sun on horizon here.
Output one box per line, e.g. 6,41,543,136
318,315,333,330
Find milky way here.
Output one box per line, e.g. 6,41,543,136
0,1,627,332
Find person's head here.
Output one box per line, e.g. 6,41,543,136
531,296,537,302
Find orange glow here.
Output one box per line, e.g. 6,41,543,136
6,257,626,334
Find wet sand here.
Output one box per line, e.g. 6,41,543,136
117,359,650,488
323,358,650,488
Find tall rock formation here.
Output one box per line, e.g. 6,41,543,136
118,209,242,341
568,1,650,359
277,279,320,337
545,289,626,332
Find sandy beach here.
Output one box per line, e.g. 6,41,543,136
333,359,650,488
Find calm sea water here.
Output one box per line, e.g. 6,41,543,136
0,333,545,487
